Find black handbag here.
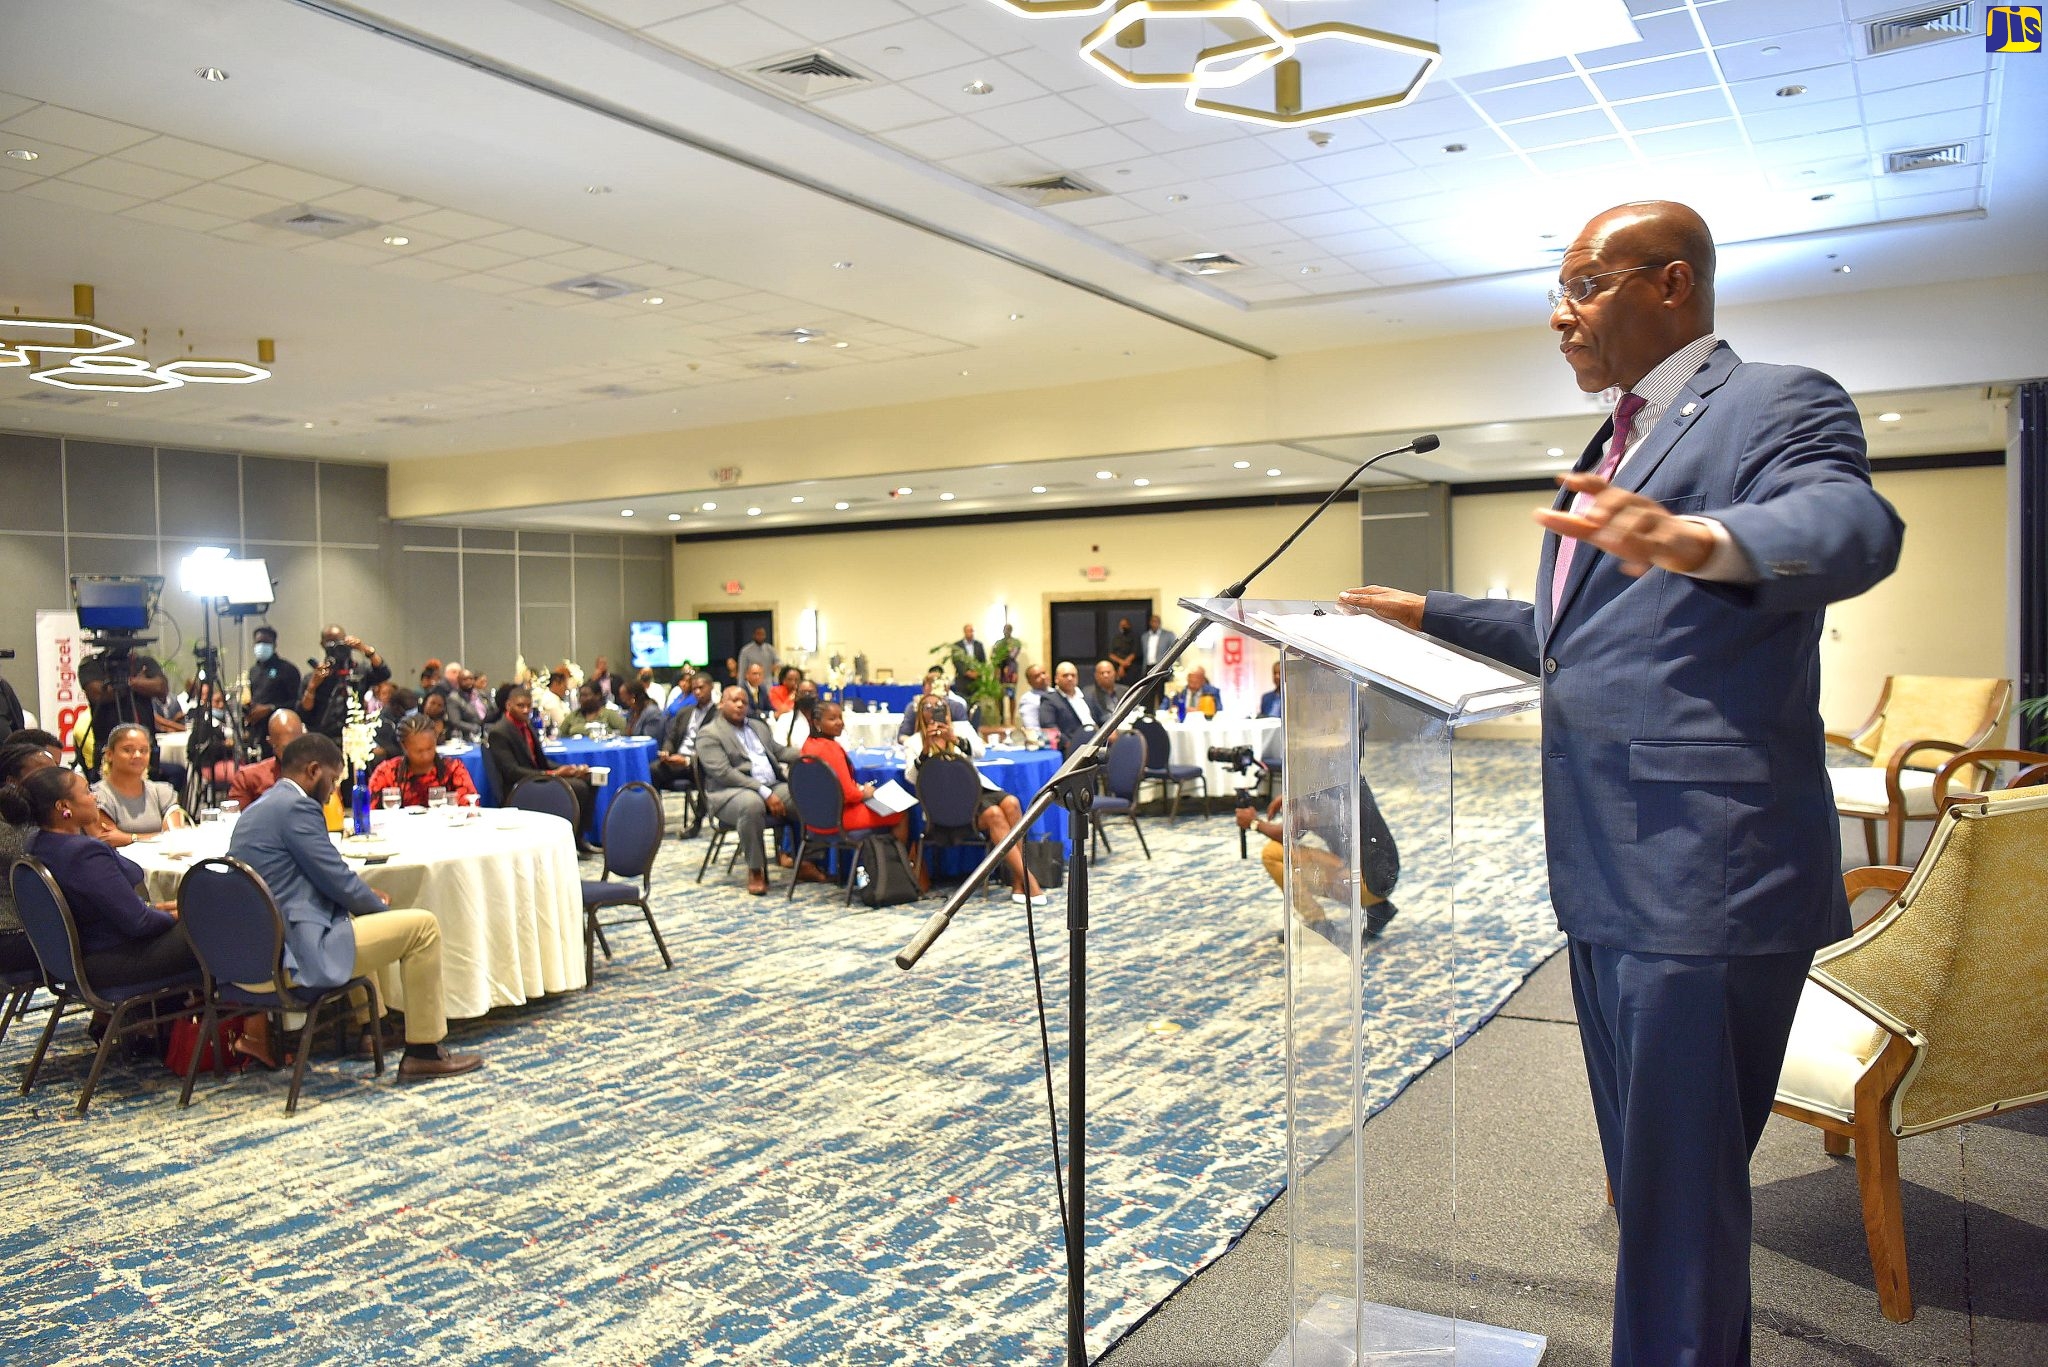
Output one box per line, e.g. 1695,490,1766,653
855,839,920,908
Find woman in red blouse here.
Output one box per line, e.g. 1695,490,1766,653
768,666,803,716
799,701,911,846
367,715,479,808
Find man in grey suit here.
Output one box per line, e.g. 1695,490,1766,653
1345,201,1902,1365
228,734,481,1081
697,685,801,896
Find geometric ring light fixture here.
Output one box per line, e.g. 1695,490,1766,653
8,284,275,393
1188,22,1441,126
1080,0,1294,89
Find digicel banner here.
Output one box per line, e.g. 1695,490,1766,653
36,609,87,760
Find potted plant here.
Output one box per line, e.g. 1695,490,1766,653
931,638,1015,729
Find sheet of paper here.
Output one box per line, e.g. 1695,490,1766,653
1249,610,1530,710
865,779,917,816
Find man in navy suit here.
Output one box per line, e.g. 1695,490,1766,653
228,734,481,1082
1344,201,1903,1365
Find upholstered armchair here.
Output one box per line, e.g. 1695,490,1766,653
1826,675,2011,863
1772,788,2048,1322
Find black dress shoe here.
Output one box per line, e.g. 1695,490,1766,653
1365,899,1399,939
396,1047,483,1082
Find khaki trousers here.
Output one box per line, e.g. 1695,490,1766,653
349,908,447,1044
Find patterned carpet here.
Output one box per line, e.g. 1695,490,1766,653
0,740,1557,1365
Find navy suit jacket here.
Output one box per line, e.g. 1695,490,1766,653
227,780,383,987
1423,344,1903,957
1039,691,1096,749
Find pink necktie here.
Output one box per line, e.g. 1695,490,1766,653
1550,392,1648,619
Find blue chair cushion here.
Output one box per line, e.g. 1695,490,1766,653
95,972,202,1001
216,981,345,1010
1092,796,1133,815
582,880,642,907
1146,764,1203,780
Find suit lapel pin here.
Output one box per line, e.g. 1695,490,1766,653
1680,401,1698,417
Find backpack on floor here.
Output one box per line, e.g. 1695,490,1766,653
855,839,920,908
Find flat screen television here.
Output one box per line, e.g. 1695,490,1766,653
630,619,711,670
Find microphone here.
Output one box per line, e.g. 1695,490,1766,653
1221,434,1439,598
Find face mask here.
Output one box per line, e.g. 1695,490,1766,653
253,643,275,662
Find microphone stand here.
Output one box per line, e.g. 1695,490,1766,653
896,433,1438,1365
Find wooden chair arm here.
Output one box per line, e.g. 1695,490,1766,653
1824,730,1859,749
1932,747,2048,813
1883,738,1965,806
1844,865,1912,928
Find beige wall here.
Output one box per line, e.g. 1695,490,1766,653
681,462,2010,734
1449,464,2011,735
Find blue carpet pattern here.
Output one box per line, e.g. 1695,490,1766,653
0,741,1556,1365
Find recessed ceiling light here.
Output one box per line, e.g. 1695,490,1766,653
1165,193,1188,203
791,496,804,503
897,486,913,495
1299,266,1320,275
833,260,853,269
1133,478,1151,487
834,501,849,510
746,506,762,517
1442,142,1466,153
195,67,229,82
1232,460,1251,469
302,422,315,429
939,492,956,501
666,513,682,521
1030,485,1047,494
643,295,664,305
1810,193,1834,202
585,184,612,194
620,509,635,517
1095,470,1115,480
833,340,849,348
5,148,38,161
959,370,969,376
1265,468,1282,477
1008,313,1024,321
382,235,409,246
962,79,995,95
1546,447,1565,457
1833,264,1852,274
1761,45,1782,54
1775,85,1807,98
701,501,717,511
1878,411,1901,422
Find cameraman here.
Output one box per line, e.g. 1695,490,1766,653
1235,784,1400,941
0,652,24,742
300,624,390,742
244,624,302,751
78,643,173,784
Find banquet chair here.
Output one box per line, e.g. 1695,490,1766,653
581,781,673,980
0,972,45,1046
1089,732,1151,862
1132,715,1210,817
913,757,994,895
176,856,385,1114
510,774,581,830
787,758,886,905
1826,675,2011,864
7,856,204,1116
1771,787,2048,1323
1930,746,2048,815
693,756,780,886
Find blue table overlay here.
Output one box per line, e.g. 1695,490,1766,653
450,735,656,832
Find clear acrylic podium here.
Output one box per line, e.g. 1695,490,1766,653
1183,598,1548,1367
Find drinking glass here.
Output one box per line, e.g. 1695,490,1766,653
428,787,449,809
380,789,400,811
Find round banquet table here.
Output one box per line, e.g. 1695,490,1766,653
448,735,655,829
1159,715,1282,795
128,808,587,1019
845,744,1068,848
842,683,923,712
840,711,903,751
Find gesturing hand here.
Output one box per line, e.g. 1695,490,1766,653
1336,585,1426,630
1533,473,1714,578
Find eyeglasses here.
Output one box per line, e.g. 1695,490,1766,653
1546,264,1663,309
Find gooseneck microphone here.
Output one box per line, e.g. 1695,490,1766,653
1222,432,1439,598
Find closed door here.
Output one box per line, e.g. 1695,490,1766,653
1049,599,1151,676
702,610,773,682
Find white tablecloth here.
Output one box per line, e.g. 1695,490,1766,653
1159,716,1282,794
157,730,189,767
842,711,904,750
128,808,586,1018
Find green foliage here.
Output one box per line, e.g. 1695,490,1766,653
930,640,1007,727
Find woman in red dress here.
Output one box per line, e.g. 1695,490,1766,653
799,701,911,849
366,715,479,808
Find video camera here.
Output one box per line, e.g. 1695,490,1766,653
1209,744,1269,857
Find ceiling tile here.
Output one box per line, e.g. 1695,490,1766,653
742,0,915,43
898,61,1051,114
1205,161,1324,199
816,83,954,133
1579,10,1706,67
1169,200,1275,232
418,242,522,271
922,2,1038,54
1630,120,1746,157
885,117,1011,161
1074,156,1183,190
1301,144,1413,185
1862,108,1987,154
374,258,468,283
1741,95,1864,142
991,45,1097,94
206,220,313,248
1302,224,1405,254
1874,185,1983,219
0,103,153,153
1456,57,1578,92
118,201,236,233
0,92,37,122
1588,51,1721,102
1523,139,1638,176
1042,195,1153,226
1871,162,1980,201
939,146,1055,184
1160,139,1288,179
471,228,586,258
1056,83,1156,127
1613,89,1734,132
295,238,392,268
1762,154,1867,190
1354,90,1491,140
1750,125,1867,164
396,207,515,239
491,259,582,287
1858,72,1991,125
112,134,259,180
1472,77,1598,123
217,163,353,201
1118,114,1243,155
1728,66,1859,116
1393,127,1511,161
1714,27,1853,82
542,247,642,273
1853,39,1989,93
16,178,143,213
60,157,197,199
970,93,1099,141
1503,109,1618,150
831,19,988,79
1257,186,1357,219
640,6,808,67
563,0,724,28
1332,168,1442,208
1024,126,1149,169
311,186,431,220
0,139,90,175
162,181,290,220
1696,0,1843,47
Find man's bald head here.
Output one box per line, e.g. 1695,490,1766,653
1552,200,1717,393
1580,200,1715,311
268,709,305,750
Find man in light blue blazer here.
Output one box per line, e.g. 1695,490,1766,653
1345,201,1903,1366
229,733,481,1082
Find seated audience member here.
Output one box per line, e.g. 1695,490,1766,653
1176,666,1223,718
904,710,1044,906
367,716,479,808
229,735,481,1081
0,741,62,975
89,724,190,841
558,683,629,739
1085,660,1122,720
741,662,773,717
620,682,666,741
663,669,695,716
698,685,821,896
23,766,200,985
634,667,669,711
1039,662,1098,750
1016,665,1059,743
229,710,307,810
652,675,716,797
533,668,574,732
484,687,597,853
717,656,740,689
894,676,970,739
434,661,483,743
418,659,443,694
799,701,912,851
588,655,617,703
460,670,495,727
417,688,452,740
769,666,803,715
771,684,819,749
1259,662,1283,720
370,688,416,764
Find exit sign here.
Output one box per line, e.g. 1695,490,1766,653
722,579,744,595
1082,565,1109,581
